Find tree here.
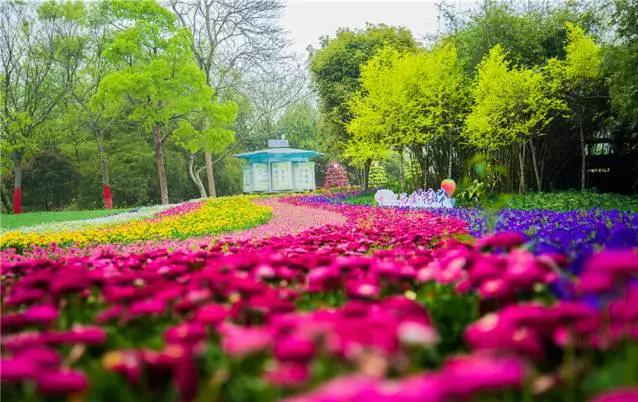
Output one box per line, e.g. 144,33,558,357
464,45,566,192
93,0,217,205
368,161,388,189
0,0,85,213
347,43,469,188
546,23,603,190
310,24,418,163
168,0,289,198
606,0,637,128
173,101,238,198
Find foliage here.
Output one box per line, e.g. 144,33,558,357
368,161,388,188
464,45,566,150
21,150,81,211
502,191,638,212
348,43,468,150
606,0,638,128
0,196,271,249
310,24,419,155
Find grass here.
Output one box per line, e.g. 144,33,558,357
0,209,129,231
500,191,638,212
342,190,638,212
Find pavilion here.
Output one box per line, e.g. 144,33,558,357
235,138,320,193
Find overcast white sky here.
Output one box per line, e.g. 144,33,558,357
282,0,479,55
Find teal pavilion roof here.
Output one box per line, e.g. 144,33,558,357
235,139,320,163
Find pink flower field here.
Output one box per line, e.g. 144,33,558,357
1,194,636,402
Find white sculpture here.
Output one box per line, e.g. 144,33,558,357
374,188,455,209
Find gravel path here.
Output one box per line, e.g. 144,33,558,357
219,197,348,241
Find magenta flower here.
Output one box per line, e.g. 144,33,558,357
476,231,527,250
36,369,88,395
23,304,59,326
219,322,272,357
194,303,229,326
274,335,315,362
0,357,37,382
128,298,167,319
441,353,527,398
590,388,638,402
165,322,207,345
265,362,310,387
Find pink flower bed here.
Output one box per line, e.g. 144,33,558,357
1,195,636,402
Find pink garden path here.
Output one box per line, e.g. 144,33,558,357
219,197,348,241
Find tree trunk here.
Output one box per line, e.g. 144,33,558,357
518,143,526,194
204,151,215,198
363,159,372,190
447,140,453,178
579,117,586,191
97,140,113,209
153,125,169,205
399,150,404,191
12,152,22,214
529,139,542,192
0,180,12,213
188,154,207,198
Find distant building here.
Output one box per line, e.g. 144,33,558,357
235,138,320,193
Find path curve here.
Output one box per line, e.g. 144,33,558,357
219,197,348,241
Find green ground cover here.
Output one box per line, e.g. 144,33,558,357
344,191,638,211
0,209,128,231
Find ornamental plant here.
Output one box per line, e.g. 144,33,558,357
368,161,388,188
323,162,350,188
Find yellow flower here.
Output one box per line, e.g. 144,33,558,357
0,196,271,250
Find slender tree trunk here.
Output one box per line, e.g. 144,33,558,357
579,117,586,190
0,181,11,213
97,139,112,209
518,143,526,194
204,151,215,197
188,154,207,198
363,159,372,190
399,150,404,191
447,137,453,178
153,125,169,205
529,138,542,192
12,152,22,214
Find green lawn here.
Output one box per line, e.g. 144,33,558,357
0,209,128,231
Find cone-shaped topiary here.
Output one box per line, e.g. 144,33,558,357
324,161,350,188
368,161,387,188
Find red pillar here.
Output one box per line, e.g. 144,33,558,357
103,185,113,209
13,187,22,214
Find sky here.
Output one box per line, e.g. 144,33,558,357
282,0,479,56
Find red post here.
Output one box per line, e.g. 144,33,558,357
103,185,113,209
13,187,22,214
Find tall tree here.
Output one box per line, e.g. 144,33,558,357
0,0,85,213
546,22,603,190
93,0,218,205
168,0,289,197
310,24,418,167
347,43,469,188
464,45,566,192
173,101,237,197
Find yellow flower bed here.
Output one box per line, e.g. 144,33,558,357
0,196,271,250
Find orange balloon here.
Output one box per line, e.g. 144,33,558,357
441,179,456,197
